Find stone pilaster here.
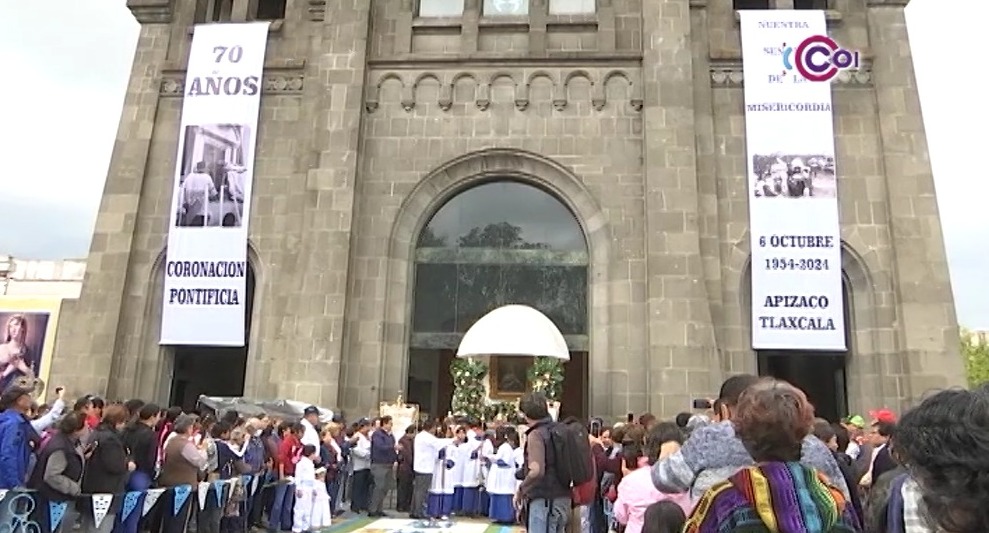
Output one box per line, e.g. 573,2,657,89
48,1,175,396
865,0,965,402
641,0,721,416
277,0,371,406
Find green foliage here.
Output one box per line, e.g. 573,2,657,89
527,356,565,401
961,330,989,388
450,358,487,420
484,400,518,422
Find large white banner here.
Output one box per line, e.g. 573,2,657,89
740,11,846,350
161,23,269,346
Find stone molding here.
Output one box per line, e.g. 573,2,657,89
159,69,305,97
710,61,873,87
126,0,173,24
364,68,643,113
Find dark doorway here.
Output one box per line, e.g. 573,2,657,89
757,352,847,422
755,279,852,423
559,351,588,420
169,265,256,411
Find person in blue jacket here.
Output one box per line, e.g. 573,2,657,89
0,385,38,490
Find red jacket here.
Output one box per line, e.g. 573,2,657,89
277,434,301,476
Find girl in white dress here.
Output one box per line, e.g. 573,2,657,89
485,426,518,524
292,445,318,533
427,425,459,519
310,467,333,529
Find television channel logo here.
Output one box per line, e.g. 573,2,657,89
781,35,860,82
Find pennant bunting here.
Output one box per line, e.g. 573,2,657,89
250,474,260,495
91,494,114,528
240,475,253,496
121,491,142,522
142,488,166,517
49,501,68,532
212,480,225,507
0,490,7,502
172,485,191,515
197,482,210,510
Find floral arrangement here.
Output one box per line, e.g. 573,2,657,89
450,357,487,420
527,356,565,402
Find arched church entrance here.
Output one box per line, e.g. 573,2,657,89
756,278,852,423
406,180,590,420
168,264,256,410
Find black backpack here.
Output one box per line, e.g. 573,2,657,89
548,417,593,487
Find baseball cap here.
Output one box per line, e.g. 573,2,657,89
303,405,320,417
844,415,865,428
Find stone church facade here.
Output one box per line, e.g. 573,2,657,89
50,0,963,420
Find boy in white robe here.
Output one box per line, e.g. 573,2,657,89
310,467,333,529
292,444,318,533
484,427,518,524
458,423,486,516
477,430,495,516
427,439,458,518
450,426,469,514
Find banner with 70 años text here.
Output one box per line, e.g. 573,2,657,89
740,11,845,350
161,23,269,346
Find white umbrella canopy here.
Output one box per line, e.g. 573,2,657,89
456,304,570,360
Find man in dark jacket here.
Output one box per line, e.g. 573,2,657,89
396,425,415,513
82,404,133,533
119,403,160,533
516,392,571,533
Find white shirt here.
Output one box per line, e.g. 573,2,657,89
181,172,216,218
225,167,246,201
351,432,372,471
300,419,320,448
413,431,443,475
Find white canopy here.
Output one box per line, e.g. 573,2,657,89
456,304,570,360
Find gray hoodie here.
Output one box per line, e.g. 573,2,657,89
651,420,851,502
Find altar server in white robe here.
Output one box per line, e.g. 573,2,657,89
310,467,333,528
427,427,460,519
450,426,469,513
477,429,495,516
485,426,518,524
458,421,486,516
292,445,318,533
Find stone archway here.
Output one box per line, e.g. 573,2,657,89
376,149,615,416
125,242,266,404
730,241,889,416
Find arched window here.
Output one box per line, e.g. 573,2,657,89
407,181,589,418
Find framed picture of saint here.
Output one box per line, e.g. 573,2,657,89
489,356,531,399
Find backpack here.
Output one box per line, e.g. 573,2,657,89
549,417,594,488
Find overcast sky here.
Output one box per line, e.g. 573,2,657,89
0,1,984,328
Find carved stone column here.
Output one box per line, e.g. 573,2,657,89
49,0,176,396
640,0,721,416
865,0,966,402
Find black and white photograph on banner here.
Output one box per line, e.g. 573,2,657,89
173,123,251,228
751,153,837,199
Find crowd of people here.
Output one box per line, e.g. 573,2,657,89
0,373,986,533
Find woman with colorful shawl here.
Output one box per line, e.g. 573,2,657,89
684,379,861,533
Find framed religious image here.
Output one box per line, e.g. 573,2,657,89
489,356,531,400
